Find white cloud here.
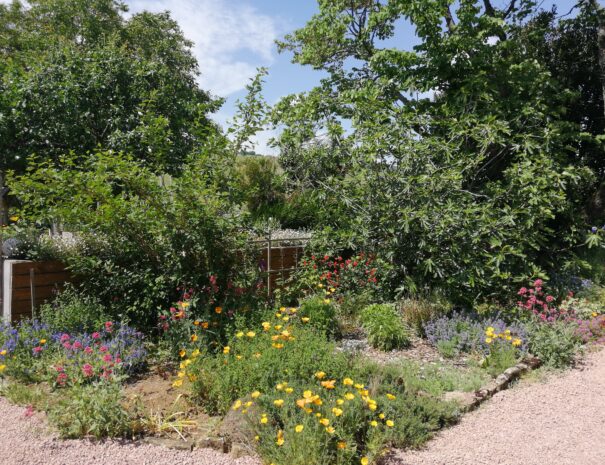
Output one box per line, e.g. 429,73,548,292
126,0,278,96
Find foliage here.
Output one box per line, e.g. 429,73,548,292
39,286,109,334
272,0,602,303
360,304,410,351
0,319,146,385
0,0,220,175
182,309,350,415
525,319,582,368
482,326,524,377
298,296,339,338
9,152,259,329
48,382,134,439
398,296,451,337
423,313,528,358
576,315,605,344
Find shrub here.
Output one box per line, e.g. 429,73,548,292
183,308,350,415
10,152,260,330
298,296,339,338
525,319,581,368
48,383,133,439
360,304,410,351
39,286,109,334
576,315,605,344
423,312,528,358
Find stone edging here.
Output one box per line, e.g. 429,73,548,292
444,355,542,412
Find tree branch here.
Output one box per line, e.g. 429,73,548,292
504,0,518,18
483,0,496,17
445,6,456,32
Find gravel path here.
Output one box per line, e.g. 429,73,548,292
0,397,260,465
389,348,605,465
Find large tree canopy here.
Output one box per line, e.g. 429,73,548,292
0,0,220,175
273,0,604,302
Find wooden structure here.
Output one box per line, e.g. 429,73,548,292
2,260,72,322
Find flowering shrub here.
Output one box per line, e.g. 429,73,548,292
0,319,146,385
576,316,605,344
517,279,572,322
283,253,390,304
482,326,524,376
423,312,527,358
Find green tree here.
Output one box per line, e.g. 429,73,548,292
274,0,601,302
0,0,220,175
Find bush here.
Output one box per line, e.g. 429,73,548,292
423,312,528,358
48,383,133,439
360,304,411,351
183,309,350,415
525,319,581,368
39,286,109,334
10,152,260,330
298,296,339,338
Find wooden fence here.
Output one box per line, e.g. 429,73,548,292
2,260,73,322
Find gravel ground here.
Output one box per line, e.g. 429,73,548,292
389,347,605,465
2,349,604,465
0,397,260,465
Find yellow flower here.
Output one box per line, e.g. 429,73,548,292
223,346,230,354
323,299,331,304
276,383,284,391
191,349,200,357
193,320,200,326
274,325,283,330
280,307,286,312
512,338,522,347
301,317,310,323
336,399,344,405
273,399,284,407
215,307,222,314
319,418,330,426
233,400,242,410
343,377,354,386
251,391,261,399
344,393,355,400
180,301,190,308
295,424,304,433
370,420,378,427
303,390,313,399
276,430,284,446
361,457,369,465
254,352,262,358
9,215,19,222
190,334,198,342
325,426,335,434
368,403,377,411
272,343,284,349
386,420,394,427
378,413,385,419
179,349,186,358
0,365,6,372
321,379,336,389
332,407,343,417
177,371,185,378
318,283,324,288
246,331,256,338
262,322,271,331
236,331,244,338
592,312,598,318
486,326,495,334
386,393,396,400
315,371,326,379
201,322,209,329
485,337,493,344
337,441,346,449
260,416,268,424
172,379,183,388
245,401,253,408
285,387,294,394
354,383,364,389
39,339,46,344
254,435,260,441
188,374,197,382
282,316,290,322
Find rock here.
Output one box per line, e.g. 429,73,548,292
195,436,228,453
443,391,479,411
141,436,193,451
215,399,259,449
230,442,253,459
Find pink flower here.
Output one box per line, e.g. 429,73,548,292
169,307,177,314
533,279,543,287
55,366,64,372
33,346,43,354
99,345,108,353
82,364,94,377
60,334,70,343
545,295,554,303
84,347,93,354
104,321,113,331
115,357,122,364
73,341,83,350
92,332,100,340
103,354,112,363
518,287,528,295
62,342,72,350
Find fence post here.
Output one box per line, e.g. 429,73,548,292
266,230,272,297
30,268,36,319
